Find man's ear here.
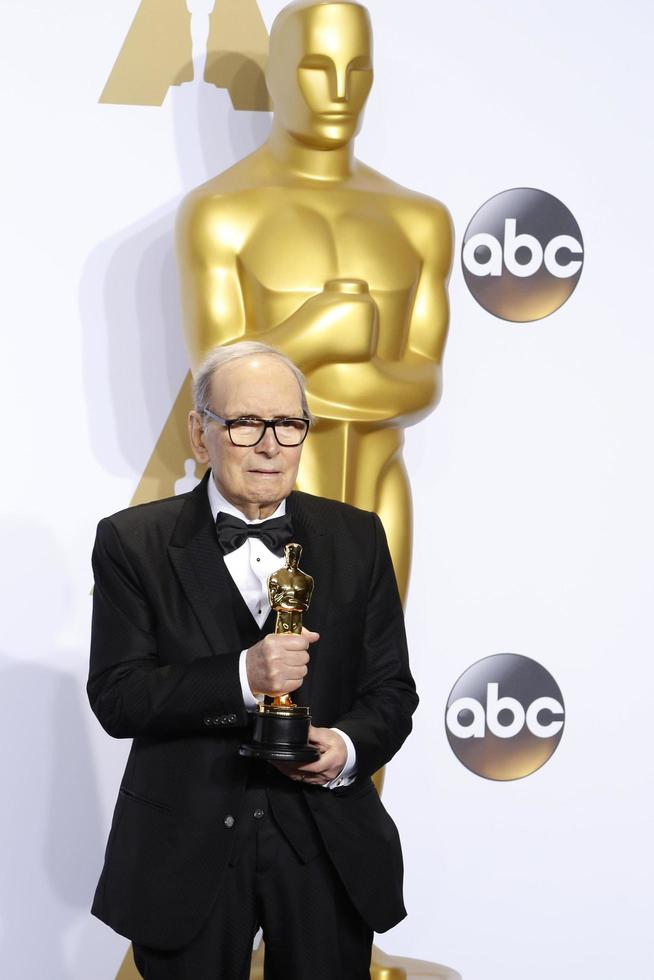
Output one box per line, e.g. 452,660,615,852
188,411,209,464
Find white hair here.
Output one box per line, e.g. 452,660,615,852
192,342,312,421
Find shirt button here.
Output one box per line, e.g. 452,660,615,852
253,808,265,820
224,815,235,829
256,557,261,562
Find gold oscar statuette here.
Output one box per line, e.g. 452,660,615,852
239,543,319,762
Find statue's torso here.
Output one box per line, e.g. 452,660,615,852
234,187,422,360
179,156,449,424
269,567,314,610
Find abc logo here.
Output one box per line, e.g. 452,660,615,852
462,188,584,322
445,654,564,780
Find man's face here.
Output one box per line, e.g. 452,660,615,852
189,356,305,520
268,3,373,149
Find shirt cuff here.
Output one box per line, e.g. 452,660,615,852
322,728,357,789
239,649,262,710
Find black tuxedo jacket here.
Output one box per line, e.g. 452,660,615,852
88,474,418,950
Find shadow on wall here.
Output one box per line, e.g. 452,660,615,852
0,521,109,979
79,57,271,479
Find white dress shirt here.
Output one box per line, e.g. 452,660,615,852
207,477,356,788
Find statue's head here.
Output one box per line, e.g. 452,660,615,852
267,1,373,150
285,542,302,568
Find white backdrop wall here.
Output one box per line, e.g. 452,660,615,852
1,1,652,977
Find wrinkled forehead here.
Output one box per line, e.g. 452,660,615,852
211,356,303,414
271,2,372,63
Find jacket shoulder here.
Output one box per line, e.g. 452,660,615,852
95,490,200,559
290,491,378,527
99,493,186,532
289,492,384,557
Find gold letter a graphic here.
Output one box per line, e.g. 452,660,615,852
100,0,271,110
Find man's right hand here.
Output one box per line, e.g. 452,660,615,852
245,627,319,697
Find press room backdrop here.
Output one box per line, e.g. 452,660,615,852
1,1,652,977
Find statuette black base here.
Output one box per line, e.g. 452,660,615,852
239,705,320,762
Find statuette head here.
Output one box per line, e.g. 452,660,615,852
284,542,302,568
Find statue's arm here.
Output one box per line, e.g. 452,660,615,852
257,288,377,372
309,198,452,418
404,199,453,365
176,194,249,370
267,573,279,604
326,199,452,416
176,194,377,373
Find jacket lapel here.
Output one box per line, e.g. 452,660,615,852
167,473,242,654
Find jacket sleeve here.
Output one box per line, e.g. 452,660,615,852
331,513,419,778
87,517,248,738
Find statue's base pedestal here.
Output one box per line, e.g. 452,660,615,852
368,944,462,979
239,740,320,762
118,936,462,980
248,943,462,980
239,705,320,763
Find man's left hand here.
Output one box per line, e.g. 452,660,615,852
273,725,347,786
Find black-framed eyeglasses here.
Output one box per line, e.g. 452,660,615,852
202,409,310,447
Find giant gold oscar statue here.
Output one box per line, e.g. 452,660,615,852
174,2,455,979
176,0,452,601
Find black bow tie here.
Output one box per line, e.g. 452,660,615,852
215,512,294,557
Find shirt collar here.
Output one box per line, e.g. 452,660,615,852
207,471,286,525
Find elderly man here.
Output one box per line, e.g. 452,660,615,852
88,342,418,980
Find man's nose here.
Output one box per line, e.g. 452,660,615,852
256,426,279,455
